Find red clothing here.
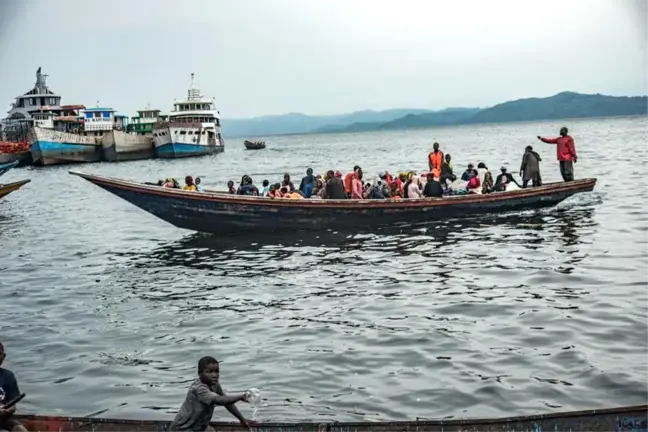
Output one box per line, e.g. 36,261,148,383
395,178,403,195
540,135,577,161
344,173,354,194
467,176,481,189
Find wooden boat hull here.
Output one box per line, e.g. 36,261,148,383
101,130,155,162
0,179,30,200
13,405,648,431
244,140,266,150
30,127,101,166
69,171,597,235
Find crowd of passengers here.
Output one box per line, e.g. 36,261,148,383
155,141,547,199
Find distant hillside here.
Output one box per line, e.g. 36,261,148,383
467,92,647,124
318,92,647,134
221,108,433,138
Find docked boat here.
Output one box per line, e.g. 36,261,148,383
69,171,597,235
244,140,266,150
0,179,30,200
0,141,31,166
152,73,224,158
102,107,166,162
13,404,647,431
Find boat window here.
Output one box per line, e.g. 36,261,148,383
187,131,193,135
180,130,186,135
215,119,220,126
202,131,206,135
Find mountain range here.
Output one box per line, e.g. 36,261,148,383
221,92,647,138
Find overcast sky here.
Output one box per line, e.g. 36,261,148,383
0,0,645,118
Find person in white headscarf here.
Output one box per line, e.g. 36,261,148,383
407,175,423,199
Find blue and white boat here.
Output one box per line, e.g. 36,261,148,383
152,73,224,158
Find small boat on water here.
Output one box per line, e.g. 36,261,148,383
244,140,266,150
13,404,648,431
0,179,30,200
69,171,597,235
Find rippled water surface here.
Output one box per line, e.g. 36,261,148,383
1,117,647,422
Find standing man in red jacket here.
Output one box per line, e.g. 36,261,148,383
537,127,577,182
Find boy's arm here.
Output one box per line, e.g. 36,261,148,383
195,385,245,406
216,384,249,428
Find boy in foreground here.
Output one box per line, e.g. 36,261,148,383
170,356,251,431
0,343,27,432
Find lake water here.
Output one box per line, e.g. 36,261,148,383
1,116,646,422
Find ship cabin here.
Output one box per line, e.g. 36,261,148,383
167,74,220,127
169,98,220,126
127,108,166,135
1,67,62,140
82,107,116,136
114,114,129,131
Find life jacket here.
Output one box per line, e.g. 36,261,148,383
344,173,354,193
428,150,444,173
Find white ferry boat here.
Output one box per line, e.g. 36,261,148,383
152,73,224,158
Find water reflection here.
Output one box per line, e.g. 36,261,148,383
118,207,595,270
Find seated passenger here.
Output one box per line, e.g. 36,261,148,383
324,170,346,199
493,167,521,192
482,171,494,194
423,173,443,198
368,178,385,199
407,175,423,199
195,177,203,192
466,169,482,194
440,154,457,184
461,164,474,181
183,176,197,191
227,180,236,194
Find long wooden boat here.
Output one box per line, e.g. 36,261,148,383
69,171,596,235
0,179,30,200
244,140,266,150
13,404,648,431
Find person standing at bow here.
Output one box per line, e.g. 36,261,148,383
428,142,444,179
537,127,577,182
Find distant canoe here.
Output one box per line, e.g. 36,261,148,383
0,179,30,200
14,404,648,431
244,140,266,150
69,170,597,235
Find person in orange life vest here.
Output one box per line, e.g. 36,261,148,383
428,142,444,178
344,165,361,197
537,126,577,182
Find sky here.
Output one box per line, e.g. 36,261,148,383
0,0,646,119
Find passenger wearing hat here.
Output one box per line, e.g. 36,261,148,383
494,166,521,192
537,126,577,181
